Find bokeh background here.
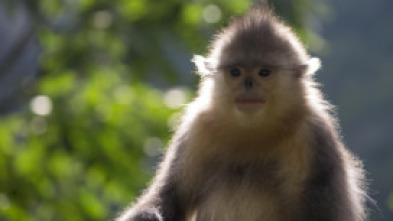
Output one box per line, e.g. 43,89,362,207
0,0,391,220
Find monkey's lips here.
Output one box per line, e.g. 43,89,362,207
235,98,266,111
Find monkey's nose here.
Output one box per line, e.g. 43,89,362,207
244,78,253,89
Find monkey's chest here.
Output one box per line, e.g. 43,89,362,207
195,186,283,221
192,163,288,221
200,162,281,192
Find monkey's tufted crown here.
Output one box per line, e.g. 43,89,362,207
208,6,309,68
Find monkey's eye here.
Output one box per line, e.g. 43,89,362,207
259,68,271,77
229,68,241,77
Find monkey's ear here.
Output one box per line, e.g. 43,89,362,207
305,57,321,76
192,55,217,77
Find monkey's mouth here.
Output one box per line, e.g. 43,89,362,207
235,98,266,111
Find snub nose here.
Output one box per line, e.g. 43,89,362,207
244,78,253,89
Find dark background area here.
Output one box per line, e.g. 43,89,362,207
318,1,393,220
0,0,391,220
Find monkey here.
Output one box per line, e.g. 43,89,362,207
116,5,367,221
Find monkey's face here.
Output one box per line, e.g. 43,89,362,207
221,66,273,113
212,63,305,122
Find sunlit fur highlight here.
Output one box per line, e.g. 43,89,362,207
117,6,366,221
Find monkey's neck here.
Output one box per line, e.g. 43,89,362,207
222,106,307,138
188,106,309,158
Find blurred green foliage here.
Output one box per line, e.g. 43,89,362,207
0,0,315,220
0,68,179,220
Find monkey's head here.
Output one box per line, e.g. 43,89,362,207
193,7,320,126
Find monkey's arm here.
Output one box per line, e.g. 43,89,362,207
117,137,186,221
302,121,360,221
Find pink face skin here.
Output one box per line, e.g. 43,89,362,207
221,66,276,114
